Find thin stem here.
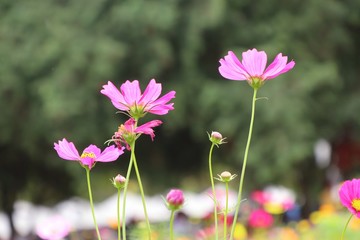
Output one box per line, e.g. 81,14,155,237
131,142,152,239
121,153,134,240
230,88,258,240
85,168,102,240
341,214,353,240
169,210,176,240
117,189,121,240
208,143,219,240
224,181,229,240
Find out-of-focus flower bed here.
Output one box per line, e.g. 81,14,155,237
1,185,359,240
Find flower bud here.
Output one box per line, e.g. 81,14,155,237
112,174,126,189
216,171,237,183
208,131,226,145
221,171,232,181
166,189,184,211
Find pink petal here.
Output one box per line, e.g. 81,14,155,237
139,79,162,106
96,145,125,162
339,179,360,216
241,49,267,76
120,80,141,106
263,53,295,80
54,138,81,161
136,120,163,140
100,81,129,111
146,91,176,115
218,51,249,81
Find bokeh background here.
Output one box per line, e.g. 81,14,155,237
1,0,360,238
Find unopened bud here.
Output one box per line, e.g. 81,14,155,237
112,174,126,189
208,131,226,145
166,189,184,211
216,171,237,183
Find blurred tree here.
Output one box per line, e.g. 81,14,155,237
0,0,360,236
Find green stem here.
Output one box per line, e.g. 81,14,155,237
131,142,152,239
224,181,229,240
85,168,102,240
341,214,353,240
117,189,121,240
169,210,176,240
121,152,134,240
208,143,219,240
230,88,258,240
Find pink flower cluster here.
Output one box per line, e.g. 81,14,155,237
51,48,298,239
54,78,176,168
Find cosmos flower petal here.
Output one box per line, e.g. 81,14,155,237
139,79,162,106
100,81,128,111
147,91,176,115
241,49,267,76
219,51,249,81
96,145,125,162
120,80,141,106
54,138,80,161
263,54,295,80
135,120,163,140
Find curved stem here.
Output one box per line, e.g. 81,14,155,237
117,189,121,240
121,152,134,240
224,181,229,240
230,88,258,240
131,142,152,239
341,214,353,240
85,168,102,240
208,143,219,240
169,210,176,240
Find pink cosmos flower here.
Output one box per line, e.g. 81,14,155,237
35,215,71,240
112,118,162,149
339,178,360,218
101,79,176,118
54,139,124,170
248,209,274,228
219,48,295,89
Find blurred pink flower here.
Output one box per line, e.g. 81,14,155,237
196,226,216,240
54,138,124,170
219,48,295,89
339,178,360,218
101,79,176,118
251,190,269,205
35,215,71,240
248,209,274,228
112,118,162,149
166,189,185,210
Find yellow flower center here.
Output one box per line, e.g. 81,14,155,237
81,152,95,158
351,199,360,211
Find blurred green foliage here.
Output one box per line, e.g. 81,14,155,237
1,0,360,234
